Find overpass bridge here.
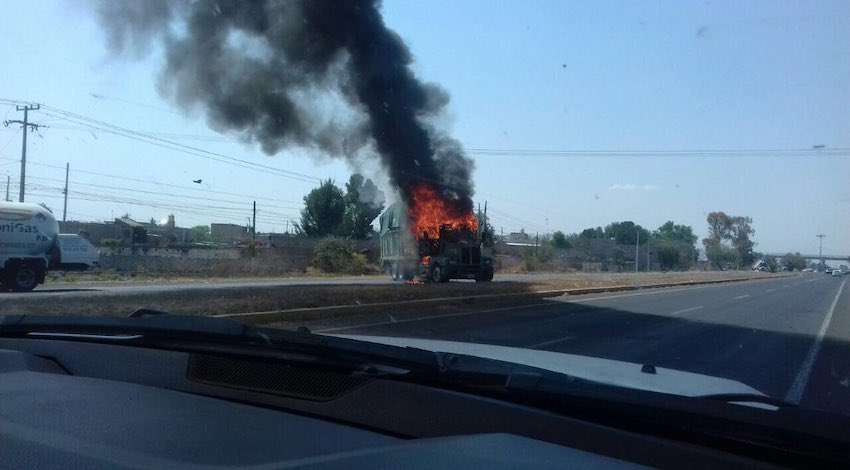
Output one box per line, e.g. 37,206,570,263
763,253,849,262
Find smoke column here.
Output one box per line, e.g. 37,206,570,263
96,0,475,213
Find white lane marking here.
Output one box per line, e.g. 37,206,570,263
670,306,704,315
570,285,710,302
765,289,775,293
315,302,555,333
804,278,819,284
733,294,750,300
785,278,846,404
525,335,576,349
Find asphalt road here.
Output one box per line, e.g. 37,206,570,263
300,274,850,416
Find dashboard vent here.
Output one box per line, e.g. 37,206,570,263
188,354,370,401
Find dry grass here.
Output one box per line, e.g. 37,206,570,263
5,271,795,317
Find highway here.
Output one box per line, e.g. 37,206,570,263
301,274,850,416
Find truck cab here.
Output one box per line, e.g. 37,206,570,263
1,202,99,292
418,234,494,283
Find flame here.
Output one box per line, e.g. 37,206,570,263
407,183,477,240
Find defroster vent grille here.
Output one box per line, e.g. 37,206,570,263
188,354,370,401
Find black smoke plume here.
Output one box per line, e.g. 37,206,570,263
95,0,475,212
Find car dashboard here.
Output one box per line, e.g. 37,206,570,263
0,336,804,469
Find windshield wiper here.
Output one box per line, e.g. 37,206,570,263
699,393,798,409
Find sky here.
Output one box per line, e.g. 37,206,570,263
0,0,848,256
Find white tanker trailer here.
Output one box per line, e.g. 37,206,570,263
0,202,99,292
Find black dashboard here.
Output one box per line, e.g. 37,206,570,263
0,337,787,468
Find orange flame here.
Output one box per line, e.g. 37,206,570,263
407,183,477,240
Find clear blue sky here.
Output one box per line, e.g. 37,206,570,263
1,0,848,255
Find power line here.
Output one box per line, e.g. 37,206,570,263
465,147,850,158
26,175,303,211
0,99,322,184
0,156,301,205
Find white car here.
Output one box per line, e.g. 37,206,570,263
832,269,843,277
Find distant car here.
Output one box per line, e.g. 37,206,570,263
832,269,843,277
802,268,814,273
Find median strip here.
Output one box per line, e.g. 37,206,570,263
216,273,796,325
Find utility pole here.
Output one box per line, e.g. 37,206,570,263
4,175,9,202
817,234,826,270
252,201,257,241
635,229,640,272
62,162,69,222
3,104,46,202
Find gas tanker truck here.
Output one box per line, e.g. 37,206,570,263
0,202,99,292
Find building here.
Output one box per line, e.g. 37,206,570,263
507,229,531,244
211,223,250,244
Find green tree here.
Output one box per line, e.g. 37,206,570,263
702,212,755,269
551,230,571,249
477,211,496,247
603,221,649,245
579,226,604,239
653,222,698,270
657,245,681,270
653,221,698,245
341,174,385,239
730,216,756,267
190,225,211,243
781,252,807,271
296,179,346,237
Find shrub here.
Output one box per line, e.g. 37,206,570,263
312,237,357,273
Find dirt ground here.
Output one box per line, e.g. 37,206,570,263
3,271,795,317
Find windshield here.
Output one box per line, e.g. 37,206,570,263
1,0,848,422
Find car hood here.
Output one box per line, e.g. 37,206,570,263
331,334,766,398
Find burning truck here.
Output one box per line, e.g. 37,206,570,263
379,184,493,283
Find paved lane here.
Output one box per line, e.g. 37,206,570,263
306,275,850,415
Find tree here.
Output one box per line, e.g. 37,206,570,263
657,245,681,270
551,230,571,249
190,225,211,243
653,221,697,245
653,221,698,270
730,216,755,267
702,212,755,268
341,174,385,239
477,210,496,247
781,252,807,271
579,227,604,239
603,221,649,245
296,179,346,237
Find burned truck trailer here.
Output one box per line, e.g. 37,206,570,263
379,203,493,283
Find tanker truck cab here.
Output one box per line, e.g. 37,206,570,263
1,202,99,292
0,202,58,292
54,234,99,271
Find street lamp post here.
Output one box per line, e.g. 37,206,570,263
817,234,826,271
